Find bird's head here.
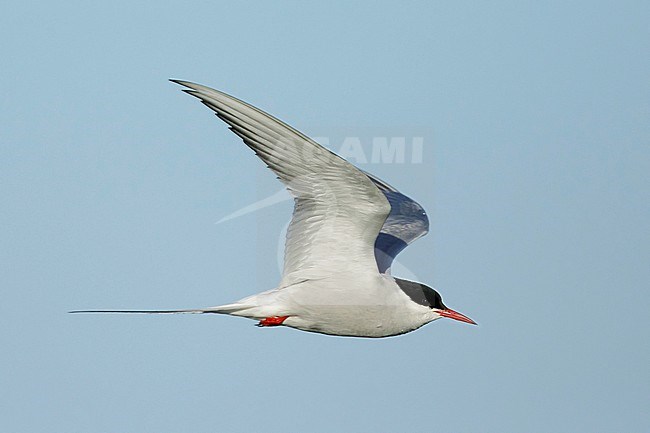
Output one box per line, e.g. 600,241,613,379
396,278,477,325
428,287,476,325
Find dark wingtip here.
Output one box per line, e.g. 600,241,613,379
170,79,193,88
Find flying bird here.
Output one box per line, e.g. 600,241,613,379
71,80,476,337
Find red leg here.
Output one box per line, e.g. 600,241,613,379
257,316,289,327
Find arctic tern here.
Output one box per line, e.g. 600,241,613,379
71,80,476,338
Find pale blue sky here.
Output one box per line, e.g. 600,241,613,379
1,1,649,432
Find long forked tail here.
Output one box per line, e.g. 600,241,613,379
69,309,213,314
68,303,248,315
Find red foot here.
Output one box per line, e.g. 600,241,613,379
258,316,289,327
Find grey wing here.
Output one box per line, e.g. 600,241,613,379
173,81,391,287
363,171,430,274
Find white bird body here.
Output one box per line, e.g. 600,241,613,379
218,273,437,338
71,80,475,337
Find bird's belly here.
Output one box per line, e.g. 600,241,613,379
282,305,424,338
